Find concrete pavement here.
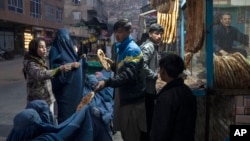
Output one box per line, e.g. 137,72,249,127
0,55,26,141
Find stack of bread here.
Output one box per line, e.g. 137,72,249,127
214,53,250,89
157,0,179,44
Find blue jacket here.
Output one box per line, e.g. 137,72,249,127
105,36,145,106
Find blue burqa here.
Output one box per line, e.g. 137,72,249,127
82,71,114,141
7,98,114,141
49,28,83,123
83,71,114,124
7,106,93,141
26,100,55,125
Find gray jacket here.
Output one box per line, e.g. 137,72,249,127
140,39,159,94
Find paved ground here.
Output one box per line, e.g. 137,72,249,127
0,55,123,141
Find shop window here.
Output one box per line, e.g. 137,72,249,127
24,32,33,51
213,0,250,89
0,31,14,51
30,0,41,18
72,0,81,5
8,0,23,13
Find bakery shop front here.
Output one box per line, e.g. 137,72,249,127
150,0,250,141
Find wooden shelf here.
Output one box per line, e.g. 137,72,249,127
210,89,250,96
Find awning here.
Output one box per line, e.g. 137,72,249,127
86,16,105,26
140,9,157,16
150,0,174,13
86,16,110,36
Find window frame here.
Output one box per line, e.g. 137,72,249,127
30,0,41,19
8,0,23,13
56,7,63,23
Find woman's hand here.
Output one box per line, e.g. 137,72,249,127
59,64,72,72
71,62,81,69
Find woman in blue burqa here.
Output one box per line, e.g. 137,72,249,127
83,71,114,140
6,100,93,141
49,28,83,123
7,77,114,141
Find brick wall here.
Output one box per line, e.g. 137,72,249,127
235,96,250,124
0,0,64,29
195,95,250,141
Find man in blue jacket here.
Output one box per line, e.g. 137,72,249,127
95,19,147,141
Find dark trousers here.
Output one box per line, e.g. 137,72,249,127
145,93,156,141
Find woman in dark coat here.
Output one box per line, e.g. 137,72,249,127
49,28,83,123
150,53,197,141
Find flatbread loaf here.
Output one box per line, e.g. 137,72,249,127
76,91,95,112
97,49,111,71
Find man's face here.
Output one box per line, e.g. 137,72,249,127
114,27,130,43
149,31,163,44
220,14,231,27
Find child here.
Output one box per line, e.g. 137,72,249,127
150,53,197,141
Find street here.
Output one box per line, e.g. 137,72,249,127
0,56,26,140
0,56,122,141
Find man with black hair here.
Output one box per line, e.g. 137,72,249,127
140,23,164,140
150,53,197,141
214,12,249,57
95,19,146,141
